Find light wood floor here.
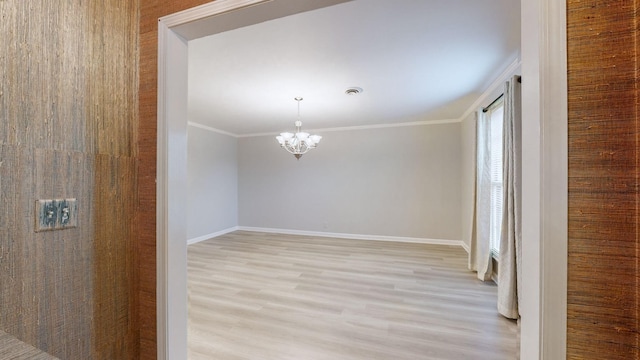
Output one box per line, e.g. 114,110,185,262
187,231,518,360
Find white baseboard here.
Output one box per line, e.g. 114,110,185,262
187,226,239,245
237,226,465,249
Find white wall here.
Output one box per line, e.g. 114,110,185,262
238,123,462,241
187,125,238,240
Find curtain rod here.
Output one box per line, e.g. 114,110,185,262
482,93,503,113
482,76,521,113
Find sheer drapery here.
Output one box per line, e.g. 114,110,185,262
497,76,522,319
468,110,493,281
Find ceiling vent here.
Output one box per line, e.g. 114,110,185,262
344,87,363,95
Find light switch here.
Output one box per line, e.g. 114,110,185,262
58,198,77,228
36,199,57,232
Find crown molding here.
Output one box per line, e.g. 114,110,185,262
238,118,461,138
188,121,239,138
189,118,461,138
458,57,522,122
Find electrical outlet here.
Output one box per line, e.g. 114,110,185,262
35,198,78,232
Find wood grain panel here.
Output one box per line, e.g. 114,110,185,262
567,0,639,358
138,1,217,357
0,1,88,151
88,0,139,157
0,0,140,358
33,149,94,358
93,154,138,359
0,145,34,341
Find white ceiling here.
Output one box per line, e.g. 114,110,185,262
188,0,520,136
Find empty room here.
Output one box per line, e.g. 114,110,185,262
182,1,521,359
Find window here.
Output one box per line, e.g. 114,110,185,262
487,102,504,255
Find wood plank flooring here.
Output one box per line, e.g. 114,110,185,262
187,231,518,360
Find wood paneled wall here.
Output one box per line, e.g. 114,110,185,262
0,1,140,358
567,1,639,359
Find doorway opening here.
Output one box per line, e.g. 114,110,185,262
156,0,567,358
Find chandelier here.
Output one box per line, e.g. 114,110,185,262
275,97,322,159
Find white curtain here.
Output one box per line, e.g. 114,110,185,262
468,109,493,281
497,76,522,319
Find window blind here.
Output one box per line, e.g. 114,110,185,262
488,104,504,254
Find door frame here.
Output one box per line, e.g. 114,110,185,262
156,0,568,358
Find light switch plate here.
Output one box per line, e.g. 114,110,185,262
35,198,78,232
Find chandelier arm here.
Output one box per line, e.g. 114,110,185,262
281,142,312,155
